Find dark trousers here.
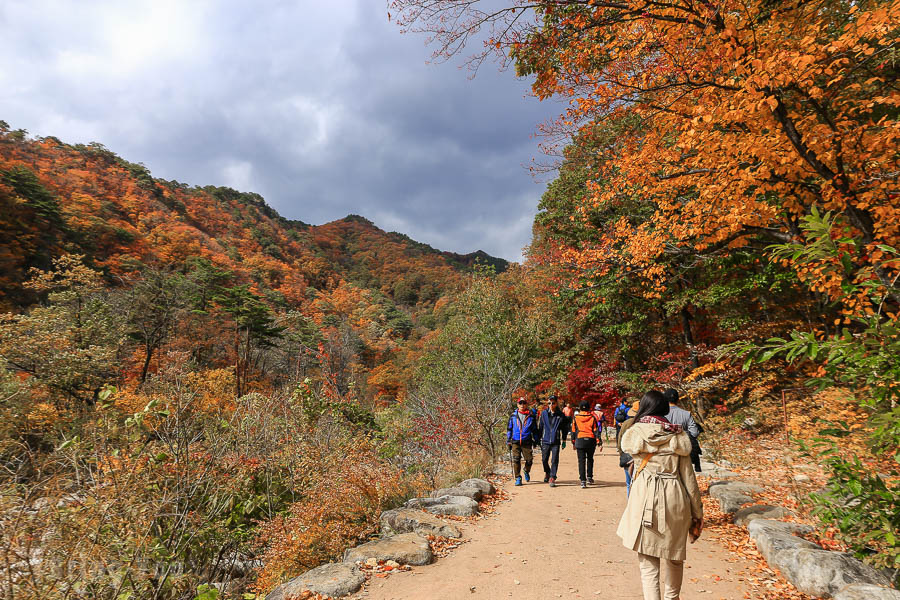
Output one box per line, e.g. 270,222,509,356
575,439,597,482
541,443,560,479
510,442,534,478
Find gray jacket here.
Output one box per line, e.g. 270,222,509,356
666,405,700,438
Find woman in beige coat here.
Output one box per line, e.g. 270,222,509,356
616,390,703,600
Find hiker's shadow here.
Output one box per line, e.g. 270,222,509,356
553,480,628,488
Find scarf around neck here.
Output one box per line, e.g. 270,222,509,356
639,414,683,433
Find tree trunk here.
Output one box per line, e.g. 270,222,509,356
681,306,700,369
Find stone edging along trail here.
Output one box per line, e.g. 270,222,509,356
264,476,504,600
701,459,899,599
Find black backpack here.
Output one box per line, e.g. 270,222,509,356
614,403,630,424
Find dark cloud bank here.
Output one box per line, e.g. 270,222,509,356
0,1,561,261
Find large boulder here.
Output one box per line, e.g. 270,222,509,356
405,495,479,517
749,524,818,565
343,532,433,566
716,490,753,514
708,480,764,496
380,508,462,539
430,486,482,501
265,562,365,600
458,478,495,495
734,505,794,527
747,519,814,537
775,549,893,598
834,584,900,600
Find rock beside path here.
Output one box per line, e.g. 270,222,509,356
265,562,365,599
834,583,900,600
406,495,479,517
380,508,462,539
749,524,819,565
458,478,495,495
777,549,892,598
343,533,433,566
716,490,753,514
430,486,482,501
747,519,813,537
708,480,764,496
734,505,794,526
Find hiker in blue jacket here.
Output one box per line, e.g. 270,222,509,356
537,394,569,487
507,396,540,486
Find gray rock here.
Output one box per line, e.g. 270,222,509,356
431,486,482,501
749,525,818,565
380,508,462,538
834,583,900,600
406,495,479,517
343,532,433,566
734,505,795,527
458,478,495,495
698,460,740,478
747,519,814,537
265,562,365,600
793,473,812,483
776,549,892,598
708,480,765,497
716,490,753,514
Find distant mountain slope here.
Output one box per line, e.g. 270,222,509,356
0,123,507,309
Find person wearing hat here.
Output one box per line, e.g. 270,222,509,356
616,400,641,495
537,394,568,487
506,396,540,486
591,403,608,442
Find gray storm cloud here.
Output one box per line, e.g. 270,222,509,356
0,0,560,261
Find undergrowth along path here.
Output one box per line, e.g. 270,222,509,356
357,445,756,600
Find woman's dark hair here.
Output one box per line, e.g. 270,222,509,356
663,388,679,405
578,400,590,411
633,390,669,422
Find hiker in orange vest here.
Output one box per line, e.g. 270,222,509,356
570,400,601,488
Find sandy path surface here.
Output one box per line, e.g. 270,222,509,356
356,443,754,600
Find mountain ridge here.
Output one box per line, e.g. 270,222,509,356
0,123,508,309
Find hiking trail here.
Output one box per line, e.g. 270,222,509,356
355,443,754,600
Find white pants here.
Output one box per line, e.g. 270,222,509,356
638,552,684,600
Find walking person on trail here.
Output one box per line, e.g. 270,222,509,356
592,403,608,441
507,396,540,486
537,394,569,487
614,396,631,437
570,400,601,488
617,390,703,600
664,388,703,472
616,400,640,495
563,401,575,419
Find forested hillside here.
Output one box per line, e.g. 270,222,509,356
0,123,527,599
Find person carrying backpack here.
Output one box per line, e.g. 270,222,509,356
614,398,631,436
570,400,601,488
507,396,540,486
537,394,569,487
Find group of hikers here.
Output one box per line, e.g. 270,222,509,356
506,389,704,600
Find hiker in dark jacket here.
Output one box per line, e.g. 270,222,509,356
571,400,601,488
507,397,540,486
537,394,569,487
664,388,703,472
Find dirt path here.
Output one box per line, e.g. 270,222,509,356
357,443,755,600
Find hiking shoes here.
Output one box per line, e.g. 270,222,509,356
580,481,587,489
587,478,594,485
523,472,530,483
515,476,523,486
543,475,550,483
549,477,556,488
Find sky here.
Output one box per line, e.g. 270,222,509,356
0,1,562,261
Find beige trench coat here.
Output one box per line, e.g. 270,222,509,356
615,422,703,560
